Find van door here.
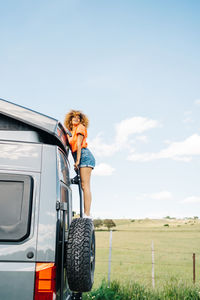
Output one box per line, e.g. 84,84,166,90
0,172,40,300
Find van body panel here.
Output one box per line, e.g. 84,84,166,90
0,98,57,132
0,262,35,300
0,171,40,262
0,98,70,152
0,130,41,143
0,99,74,299
36,145,58,262
0,142,42,172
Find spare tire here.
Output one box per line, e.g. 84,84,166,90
65,218,95,292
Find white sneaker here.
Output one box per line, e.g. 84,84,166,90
83,213,93,220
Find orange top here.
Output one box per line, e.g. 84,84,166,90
68,124,88,153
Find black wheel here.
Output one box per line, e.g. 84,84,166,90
65,218,95,292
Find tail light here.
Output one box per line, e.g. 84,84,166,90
34,263,56,300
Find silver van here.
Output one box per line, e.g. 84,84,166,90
0,99,95,300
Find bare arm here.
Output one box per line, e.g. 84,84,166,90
75,134,84,169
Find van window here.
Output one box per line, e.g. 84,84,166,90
60,183,72,229
0,174,33,242
58,150,70,185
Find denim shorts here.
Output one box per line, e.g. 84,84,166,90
72,148,96,169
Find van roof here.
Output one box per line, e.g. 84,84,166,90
0,98,70,153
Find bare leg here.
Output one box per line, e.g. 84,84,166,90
80,167,93,216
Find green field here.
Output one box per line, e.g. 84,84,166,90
93,218,200,290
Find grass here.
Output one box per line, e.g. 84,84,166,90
93,218,200,289
83,279,200,299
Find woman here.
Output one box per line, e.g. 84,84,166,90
64,110,95,218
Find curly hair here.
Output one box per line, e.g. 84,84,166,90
64,110,89,131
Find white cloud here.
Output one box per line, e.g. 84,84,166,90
89,116,159,157
164,139,172,144
184,111,192,115
136,190,172,201
182,196,200,203
93,163,115,176
150,191,172,200
136,135,148,143
115,117,160,144
183,117,194,124
88,133,117,157
194,99,200,106
183,111,194,124
128,134,200,162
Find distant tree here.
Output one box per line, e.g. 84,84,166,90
93,219,103,229
103,219,116,230
164,216,176,220
193,216,199,220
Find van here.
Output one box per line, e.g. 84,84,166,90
0,98,95,300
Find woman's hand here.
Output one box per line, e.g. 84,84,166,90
74,160,80,170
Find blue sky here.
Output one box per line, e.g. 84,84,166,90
1,0,200,218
